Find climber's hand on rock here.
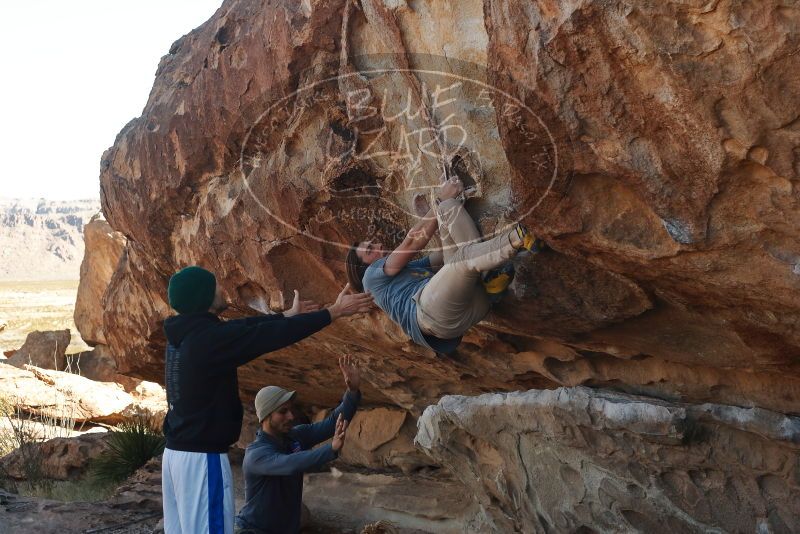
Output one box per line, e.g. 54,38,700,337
339,354,361,392
327,283,374,320
284,289,321,317
437,177,463,202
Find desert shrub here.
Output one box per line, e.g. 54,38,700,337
0,395,113,501
0,394,82,493
0,402,49,492
91,414,165,484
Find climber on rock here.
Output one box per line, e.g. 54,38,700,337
160,266,372,534
345,176,542,355
234,354,361,534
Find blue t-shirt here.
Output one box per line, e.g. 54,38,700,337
362,256,460,353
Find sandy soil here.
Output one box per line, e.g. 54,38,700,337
0,280,89,354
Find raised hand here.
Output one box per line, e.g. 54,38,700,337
437,176,464,202
338,354,361,392
331,413,348,452
327,283,373,320
284,289,321,317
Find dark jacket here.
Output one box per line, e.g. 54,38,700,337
162,310,331,453
235,390,361,534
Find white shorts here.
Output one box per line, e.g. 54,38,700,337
162,448,235,534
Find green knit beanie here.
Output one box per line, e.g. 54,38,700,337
168,266,217,314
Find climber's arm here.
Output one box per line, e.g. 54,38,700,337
383,208,438,276
384,177,463,277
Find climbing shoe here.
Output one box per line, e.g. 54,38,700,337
512,224,545,254
482,263,515,304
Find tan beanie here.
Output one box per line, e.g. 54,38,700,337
255,386,296,422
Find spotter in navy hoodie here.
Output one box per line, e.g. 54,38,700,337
162,310,331,453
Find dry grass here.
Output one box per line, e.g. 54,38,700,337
0,281,131,502
0,279,89,354
19,477,116,502
0,396,119,502
0,398,160,503
0,281,123,502
0,394,86,495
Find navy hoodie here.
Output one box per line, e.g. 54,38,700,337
162,310,331,453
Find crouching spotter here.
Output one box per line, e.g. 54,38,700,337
235,356,361,534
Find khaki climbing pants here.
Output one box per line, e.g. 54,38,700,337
415,197,518,340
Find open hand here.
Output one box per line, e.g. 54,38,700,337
327,283,374,320
339,354,361,392
284,289,321,317
331,413,348,452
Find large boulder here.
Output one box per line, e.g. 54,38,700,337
123,377,168,420
98,0,800,415
68,344,118,382
6,330,70,371
95,0,800,529
303,467,481,533
0,362,165,424
0,432,109,481
74,215,126,346
416,387,800,533
318,407,433,473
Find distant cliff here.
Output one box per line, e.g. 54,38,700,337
0,198,100,281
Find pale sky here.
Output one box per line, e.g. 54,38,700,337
0,1,223,200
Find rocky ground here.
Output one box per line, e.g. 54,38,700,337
0,354,470,533
0,374,471,533
0,456,471,533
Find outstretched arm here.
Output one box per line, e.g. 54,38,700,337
292,355,361,448
248,411,350,476
204,310,332,369
245,444,337,477
383,178,464,276
201,290,372,369
382,209,438,277
225,313,285,326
